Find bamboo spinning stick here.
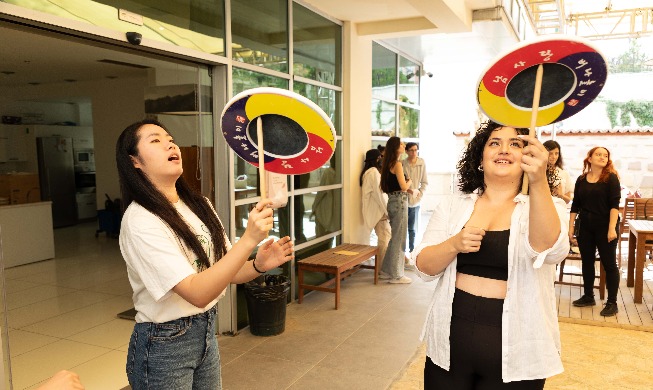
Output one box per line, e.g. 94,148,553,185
257,116,266,199
521,64,544,195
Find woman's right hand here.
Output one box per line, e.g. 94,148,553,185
452,226,485,253
243,199,274,244
569,232,577,247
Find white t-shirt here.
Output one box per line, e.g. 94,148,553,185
119,200,228,323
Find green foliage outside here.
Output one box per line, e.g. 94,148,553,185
608,39,649,74
604,100,653,127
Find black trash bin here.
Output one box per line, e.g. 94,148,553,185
244,274,290,336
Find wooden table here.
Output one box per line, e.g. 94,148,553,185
626,219,653,303
297,243,378,310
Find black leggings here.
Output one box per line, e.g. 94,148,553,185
424,289,545,390
577,216,620,302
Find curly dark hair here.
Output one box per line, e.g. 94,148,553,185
457,121,529,194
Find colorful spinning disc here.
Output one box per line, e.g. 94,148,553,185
476,36,608,127
221,87,336,175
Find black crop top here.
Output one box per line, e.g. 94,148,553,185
385,172,402,193
456,230,509,281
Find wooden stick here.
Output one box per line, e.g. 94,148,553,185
257,116,266,199
521,63,544,195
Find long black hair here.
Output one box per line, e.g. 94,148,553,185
380,136,402,193
457,121,529,194
116,119,226,270
360,149,382,186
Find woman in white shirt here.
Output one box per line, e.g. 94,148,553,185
414,121,569,388
117,119,294,389
360,148,390,275
543,140,573,204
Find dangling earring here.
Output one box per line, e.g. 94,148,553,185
478,164,483,172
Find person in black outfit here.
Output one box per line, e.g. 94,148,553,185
569,146,621,317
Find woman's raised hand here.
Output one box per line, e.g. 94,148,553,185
452,226,485,253
255,236,295,271
244,199,274,244
518,135,549,186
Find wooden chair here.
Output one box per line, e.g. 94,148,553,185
633,198,653,258
556,253,605,300
618,197,636,266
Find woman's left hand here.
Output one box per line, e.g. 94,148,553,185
608,228,618,243
518,135,549,185
254,236,294,272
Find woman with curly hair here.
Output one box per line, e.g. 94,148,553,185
414,121,569,388
569,146,621,317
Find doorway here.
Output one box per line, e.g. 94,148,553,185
0,21,216,388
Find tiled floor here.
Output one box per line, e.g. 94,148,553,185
1,220,433,389
3,215,653,389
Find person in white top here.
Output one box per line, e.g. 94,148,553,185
414,121,569,387
360,148,390,274
116,119,294,389
543,140,573,204
402,142,428,254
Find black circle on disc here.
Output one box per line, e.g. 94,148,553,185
506,63,575,108
247,114,309,156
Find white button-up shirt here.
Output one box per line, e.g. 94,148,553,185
413,192,570,382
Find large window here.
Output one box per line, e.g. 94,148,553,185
231,0,288,72
5,0,226,55
293,3,342,86
371,42,422,144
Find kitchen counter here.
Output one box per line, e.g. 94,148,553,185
0,201,55,268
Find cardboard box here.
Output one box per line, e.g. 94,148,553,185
0,173,40,204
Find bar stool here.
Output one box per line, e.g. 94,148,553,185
556,252,605,300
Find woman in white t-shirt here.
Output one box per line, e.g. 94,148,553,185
116,119,294,389
543,140,573,204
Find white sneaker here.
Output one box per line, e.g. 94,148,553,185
379,271,392,280
389,276,412,284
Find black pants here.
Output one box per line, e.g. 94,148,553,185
577,214,620,302
424,289,545,390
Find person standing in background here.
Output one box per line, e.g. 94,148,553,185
570,146,621,317
380,137,413,284
543,140,573,204
402,142,428,257
360,149,390,275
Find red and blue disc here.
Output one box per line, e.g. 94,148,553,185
477,36,607,127
221,87,336,175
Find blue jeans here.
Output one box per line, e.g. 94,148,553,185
382,192,408,278
407,205,420,252
127,306,221,389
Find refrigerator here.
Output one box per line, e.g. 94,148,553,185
37,137,77,228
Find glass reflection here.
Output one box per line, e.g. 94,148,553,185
293,4,341,86
231,0,288,72
7,0,226,55
398,56,420,104
371,99,396,137
293,82,341,136
399,105,420,139
372,42,397,99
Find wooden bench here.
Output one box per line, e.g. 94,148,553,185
556,253,605,300
297,243,378,310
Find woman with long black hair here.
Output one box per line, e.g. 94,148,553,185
380,136,413,284
116,119,294,389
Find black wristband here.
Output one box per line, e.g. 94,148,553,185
252,259,265,274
